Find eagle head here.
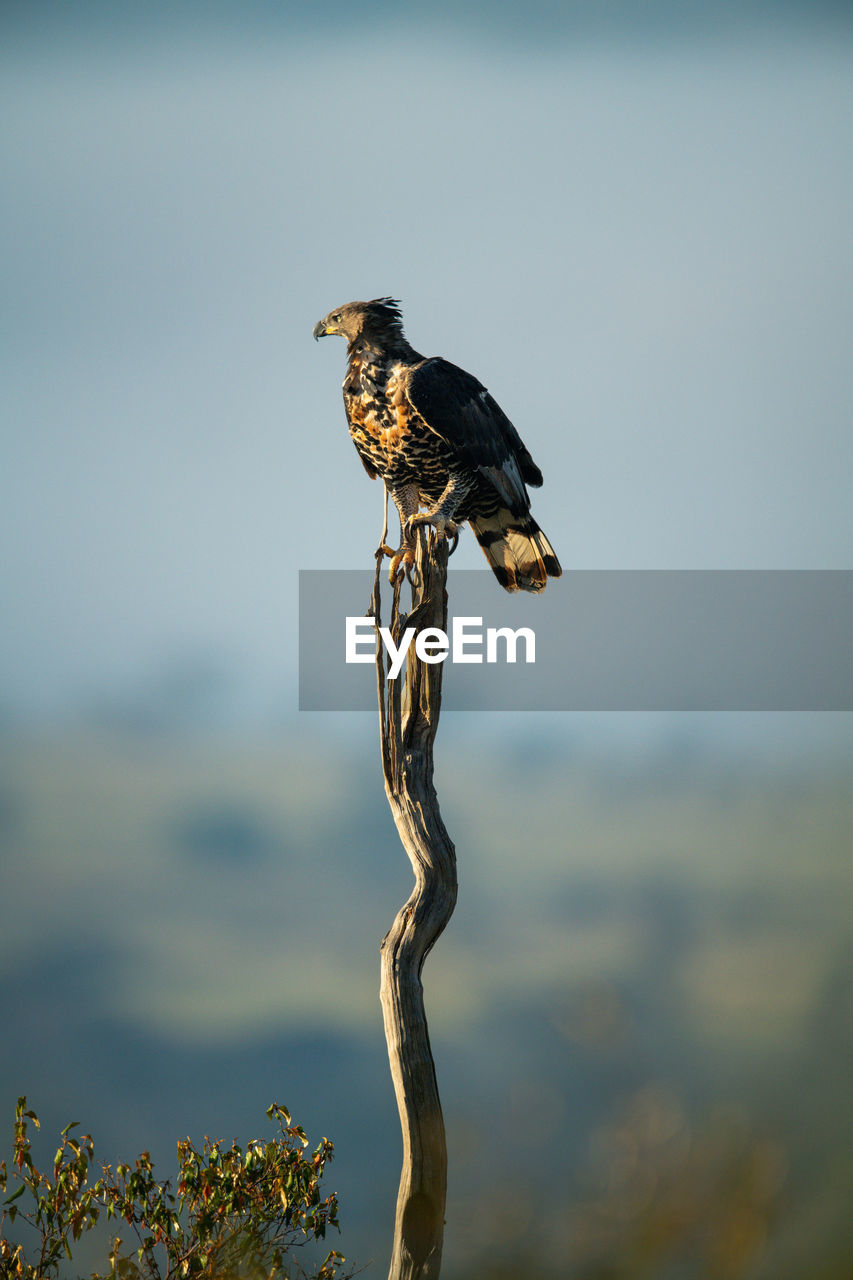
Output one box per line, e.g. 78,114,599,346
313,297,404,345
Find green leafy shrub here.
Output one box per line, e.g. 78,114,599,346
1,1098,351,1280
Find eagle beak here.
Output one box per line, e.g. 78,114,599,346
312,320,327,341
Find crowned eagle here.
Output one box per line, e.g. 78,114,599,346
313,298,561,593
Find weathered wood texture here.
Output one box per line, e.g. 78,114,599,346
373,529,457,1280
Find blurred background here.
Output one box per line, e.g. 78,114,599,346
2,2,852,1276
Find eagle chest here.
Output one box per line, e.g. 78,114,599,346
344,362,417,479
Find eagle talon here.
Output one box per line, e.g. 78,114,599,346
388,546,417,587
404,513,459,542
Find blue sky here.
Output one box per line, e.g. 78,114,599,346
2,4,852,724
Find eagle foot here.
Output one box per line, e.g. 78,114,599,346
425,524,460,560
404,513,460,542
387,545,420,589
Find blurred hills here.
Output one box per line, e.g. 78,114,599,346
1,724,851,1276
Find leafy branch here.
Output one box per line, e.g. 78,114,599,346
1,1098,352,1280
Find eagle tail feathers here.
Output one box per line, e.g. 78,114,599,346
469,510,562,594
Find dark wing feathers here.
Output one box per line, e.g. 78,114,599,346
405,359,543,511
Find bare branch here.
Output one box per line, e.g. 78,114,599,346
373,530,457,1279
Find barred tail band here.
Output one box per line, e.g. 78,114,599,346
470,510,562,594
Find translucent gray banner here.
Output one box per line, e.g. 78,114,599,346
298,571,853,711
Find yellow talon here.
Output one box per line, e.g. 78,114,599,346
387,545,422,588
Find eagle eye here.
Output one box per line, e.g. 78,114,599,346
332,313,341,323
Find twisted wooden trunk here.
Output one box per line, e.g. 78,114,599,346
373,531,457,1280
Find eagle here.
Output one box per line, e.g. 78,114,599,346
313,298,561,593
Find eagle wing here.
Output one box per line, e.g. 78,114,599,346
405,358,543,513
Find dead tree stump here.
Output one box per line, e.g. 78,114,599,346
373,528,457,1280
